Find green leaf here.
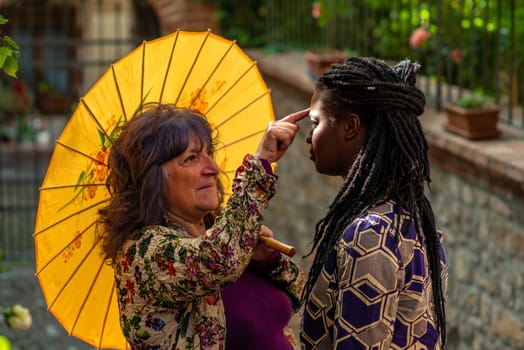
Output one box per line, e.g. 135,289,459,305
76,170,87,188
0,46,9,67
130,316,142,329
97,128,106,145
121,315,131,336
136,330,151,340
4,35,20,50
0,15,7,25
2,55,18,78
108,115,124,142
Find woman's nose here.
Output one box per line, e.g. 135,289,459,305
203,154,220,174
305,129,312,144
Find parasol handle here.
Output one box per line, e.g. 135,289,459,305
259,236,296,257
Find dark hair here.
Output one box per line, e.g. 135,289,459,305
98,103,224,263
303,57,446,346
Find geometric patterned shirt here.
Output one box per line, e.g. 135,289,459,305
300,200,447,349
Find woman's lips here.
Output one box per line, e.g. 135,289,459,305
199,183,216,190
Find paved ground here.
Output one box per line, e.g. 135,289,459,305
1,260,95,350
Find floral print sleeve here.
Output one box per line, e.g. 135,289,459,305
114,155,278,349
117,155,276,302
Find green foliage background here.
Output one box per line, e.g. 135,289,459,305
0,14,19,78
214,0,522,100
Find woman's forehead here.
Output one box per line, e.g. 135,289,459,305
309,99,325,116
185,130,212,150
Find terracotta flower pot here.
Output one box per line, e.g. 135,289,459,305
443,103,501,140
305,49,347,79
38,94,73,114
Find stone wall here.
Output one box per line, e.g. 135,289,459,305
255,51,524,350
428,163,524,350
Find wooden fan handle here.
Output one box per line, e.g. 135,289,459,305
259,236,296,257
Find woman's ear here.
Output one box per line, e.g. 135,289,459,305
341,113,361,141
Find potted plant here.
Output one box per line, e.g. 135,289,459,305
0,78,35,143
443,92,501,140
305,49,347,79
36,79,74,114
305,0,349,79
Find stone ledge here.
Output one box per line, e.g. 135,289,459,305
248,49,524,202
422,110,524,201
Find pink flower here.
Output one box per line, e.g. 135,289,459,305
312,2,321,19
12,79,27,96
450,49,464,63
409,27,430,49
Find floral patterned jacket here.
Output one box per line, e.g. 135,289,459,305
114,155,304,349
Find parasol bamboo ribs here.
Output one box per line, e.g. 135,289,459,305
259,236,296,257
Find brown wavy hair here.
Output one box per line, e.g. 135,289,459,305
97,103,224,263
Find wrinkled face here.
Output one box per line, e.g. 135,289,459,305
163,132,220,222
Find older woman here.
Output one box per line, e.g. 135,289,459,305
98,103,307,349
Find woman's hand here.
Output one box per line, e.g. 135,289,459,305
251,225,276,262
255,109,309,163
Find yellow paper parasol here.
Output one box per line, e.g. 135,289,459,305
33,30,275,349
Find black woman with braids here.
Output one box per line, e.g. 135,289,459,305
299,57,448,349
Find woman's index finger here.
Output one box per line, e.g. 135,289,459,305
281,108,310,124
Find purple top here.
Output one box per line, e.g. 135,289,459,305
222,266,294,350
